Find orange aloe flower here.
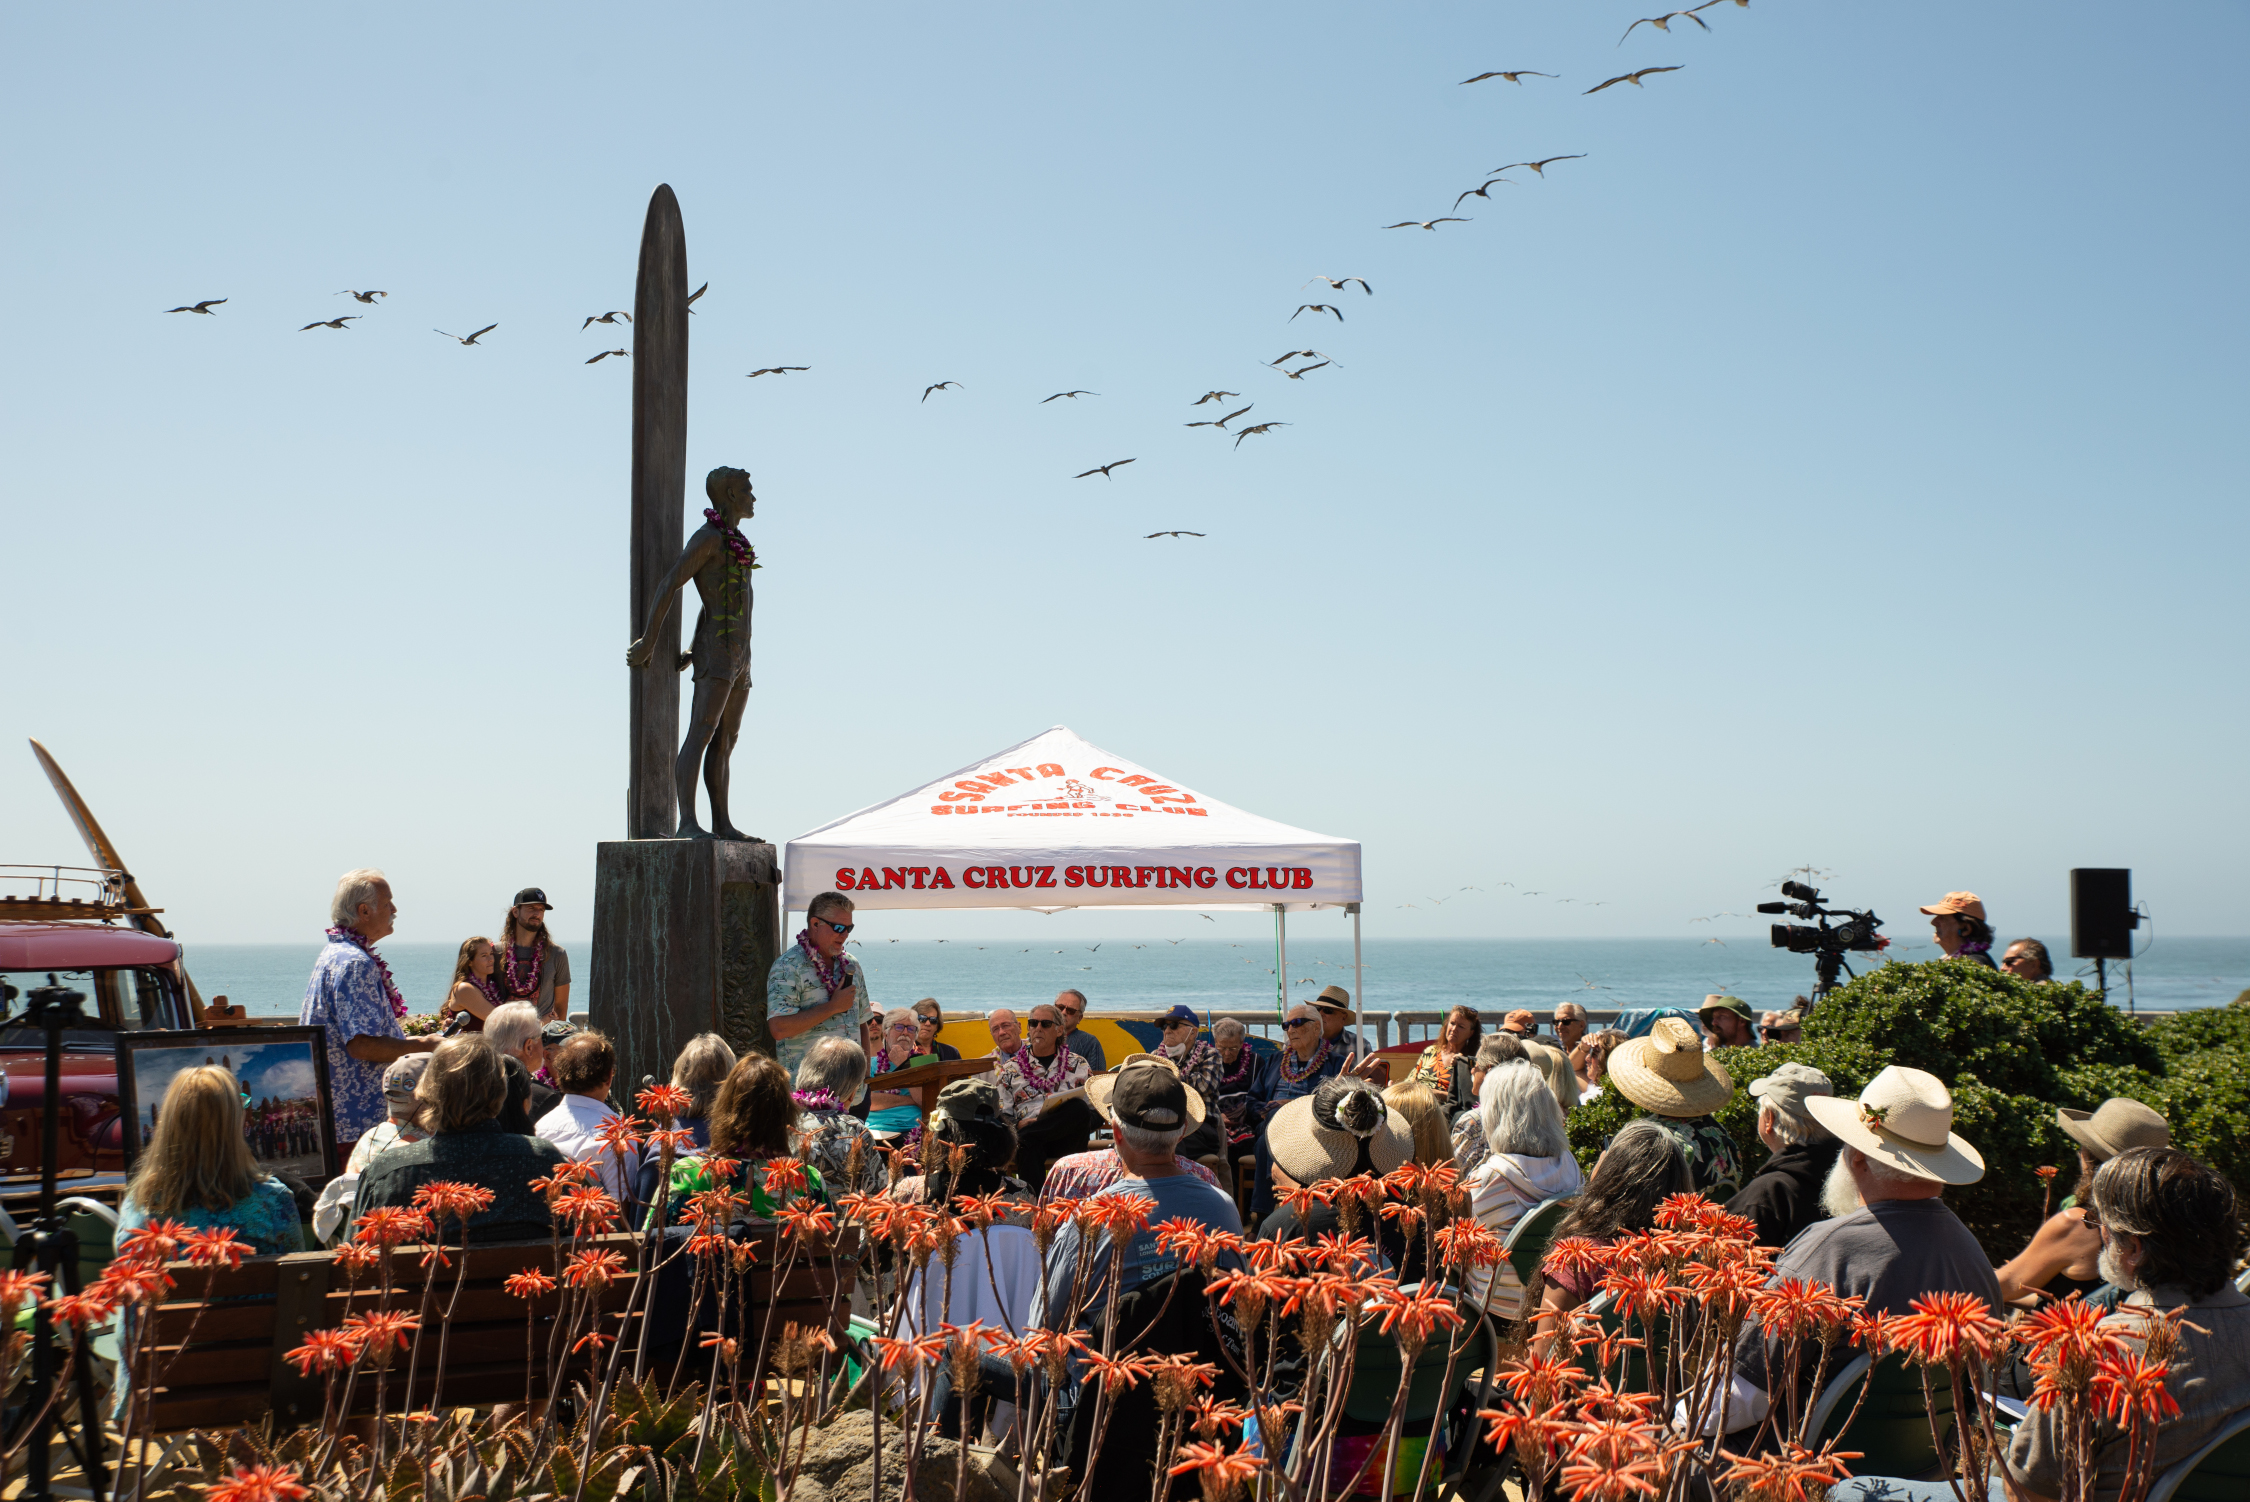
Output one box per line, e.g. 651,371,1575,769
92,1262,174,1307
637,1081,694,1119
699,1333,740,1364
503,1270,557,1301
563,1248,628,1291
2093,1351,2181,1426
411,1180,495,1222
115,1218,189,1266
572,1330,616,1356
1891,1290,2007,1367
552,1186,621,1234
1652,1192,1719,1231
283,1327,364,1376
352,1205,433,1249
595,1113,647,1157
334,1242,381,1279
958,1190,1018,1229
1187,1395,1249,1438
1498,1348,1590,1410
2034,1166,2059,1181
1545,1235,1615,1289
1080,1192,1158,1236
1083,1349,1158,1393
1375,1284,1464,1353
45,1289,116,1328
1685,1258,1768,1320
0,1271,50,1316
1601,1266,1690,1323
1276,1180,1334,1223
205,1462,311,1502
762,1156,811,1201
776,1202,837,1245
1560,1416,1668,1502
1434,1219,1505,1271
1168,1439,1266,1495
1310,1229,1376,1271
183,1226,248,1270
1717,1442,1863,1502
343,1309,418,1369
1479,1401,1577,1463
866,1331,950,1373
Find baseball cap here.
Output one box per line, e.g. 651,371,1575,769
1918,891,1985,920
1747,1062,1833,1118
1104,1055,1195,1131
1156,1004,1200,1027
1503,1009,1537,1033
514,887,553,908
1699,994,1755,1021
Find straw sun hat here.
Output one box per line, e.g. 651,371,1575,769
1608,1017,1733,1118
1267,1077,1412,1184
1805,1065,1986,1186
2056,1098,2169,1162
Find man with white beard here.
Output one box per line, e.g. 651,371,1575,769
1689,1065,2002,1438
1831,1146,2250,1502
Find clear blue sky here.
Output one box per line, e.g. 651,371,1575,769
4,3,2244,947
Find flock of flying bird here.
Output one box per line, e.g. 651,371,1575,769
163,3,1752,542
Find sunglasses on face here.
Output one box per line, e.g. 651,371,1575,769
815,917,854,936
1283,1018,1314,1030
1028,1018,1059,1028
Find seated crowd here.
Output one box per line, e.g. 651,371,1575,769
274,881,2242,1500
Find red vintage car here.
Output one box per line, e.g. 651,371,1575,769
0,920,197,1187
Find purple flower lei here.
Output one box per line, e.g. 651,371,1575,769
704,508,758,571
1012,1043,1074,1094
326,926,408,1021
793,1088,844,1113
795,929,852,996
502,929,546,1000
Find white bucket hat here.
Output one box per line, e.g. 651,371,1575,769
1805,1064,1986,1186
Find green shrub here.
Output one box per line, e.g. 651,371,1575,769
1566,958,2242,1260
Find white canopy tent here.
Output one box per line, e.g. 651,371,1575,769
782,725,1365,1027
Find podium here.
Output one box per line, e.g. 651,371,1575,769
867,1056,997,1119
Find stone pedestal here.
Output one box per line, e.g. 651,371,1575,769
590,839,779,1094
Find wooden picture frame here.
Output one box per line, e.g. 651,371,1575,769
115,1026,341,1183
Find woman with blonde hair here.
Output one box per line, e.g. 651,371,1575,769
1382,1079,1454,1166
119,1066,304,1253
438,936,504,1033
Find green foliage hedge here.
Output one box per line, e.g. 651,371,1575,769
1566,959,2250,1260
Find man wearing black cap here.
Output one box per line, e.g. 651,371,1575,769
498,888,571,1024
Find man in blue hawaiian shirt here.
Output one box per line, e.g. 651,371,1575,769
767,892,868,1078
300,869,434,1144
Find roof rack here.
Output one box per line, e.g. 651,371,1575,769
0,864,160,924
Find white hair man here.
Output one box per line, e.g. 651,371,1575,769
485,1001,559,1122
985,1008,1021,1056
1032,1057,1243,1330
1721,1063,1840,1248
766,892,868,1077
793,1036,883,1194
300,868,435,1144
1698,1066,2001,1440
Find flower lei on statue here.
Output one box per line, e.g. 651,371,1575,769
705,506,759,632
325,926,408,1021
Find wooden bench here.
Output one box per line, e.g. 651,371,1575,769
139,1227,859,1434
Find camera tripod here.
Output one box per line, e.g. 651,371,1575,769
3,978,113,1502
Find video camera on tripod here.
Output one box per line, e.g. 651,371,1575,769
1757,881,1886,1000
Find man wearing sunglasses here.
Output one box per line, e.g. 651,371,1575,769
767,892,869,1077
992,1002,1095,1191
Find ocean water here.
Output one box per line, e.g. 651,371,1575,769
183,935,2246,1023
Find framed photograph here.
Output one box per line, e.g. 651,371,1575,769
115,1027,340,1182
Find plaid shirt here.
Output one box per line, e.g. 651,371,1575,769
1041,1148,1221,1202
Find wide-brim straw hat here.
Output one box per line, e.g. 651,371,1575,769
1086,1052,1206,1127
1311,985,1353,1013
1266,1084,1412,1184
1608,1017,1733,1117
1806,1064,1986,1186
2057,1098,2169,1162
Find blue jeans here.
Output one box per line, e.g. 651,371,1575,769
1828,1476,2010,1502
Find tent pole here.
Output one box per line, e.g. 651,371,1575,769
1351,904,1365,1051
1274,903,1288,1020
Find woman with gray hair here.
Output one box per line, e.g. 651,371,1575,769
1461,1058,1583,1317
791,1037,885,1193
633,1032,738,1205
484,1001,559,1125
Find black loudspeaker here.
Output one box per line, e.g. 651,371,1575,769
2071,868,2135,959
